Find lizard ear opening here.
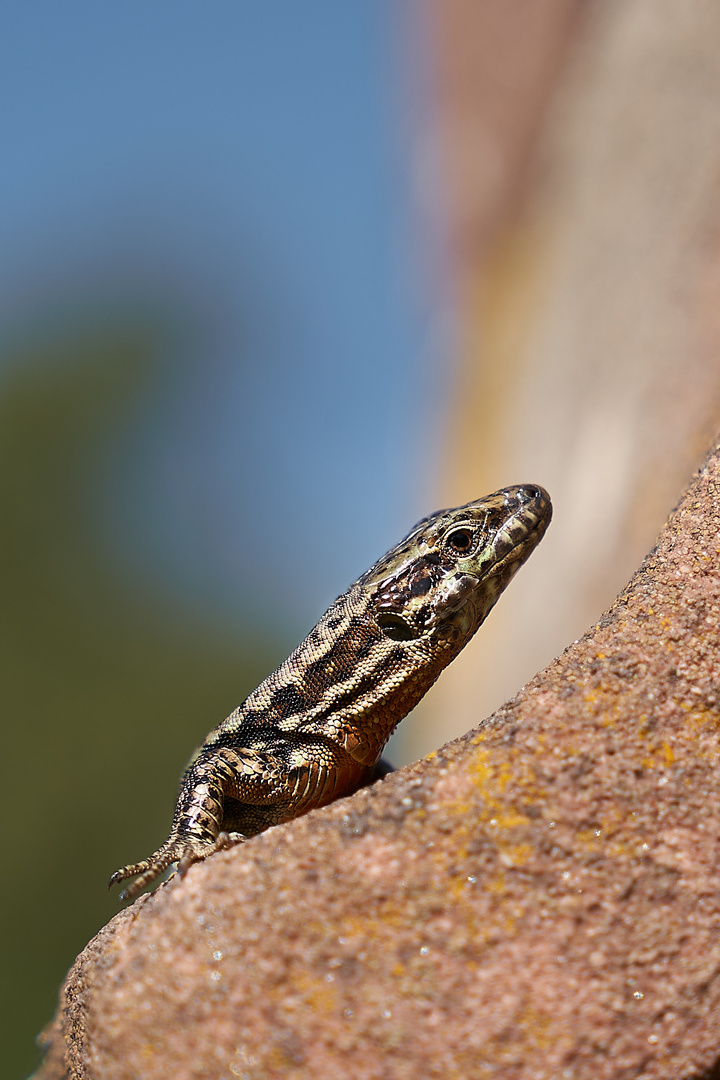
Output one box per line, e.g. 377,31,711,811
376,613,415,642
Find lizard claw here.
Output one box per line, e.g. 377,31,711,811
214,831,246,851
109,843,186,901
110,832,244,902
175,831,245,876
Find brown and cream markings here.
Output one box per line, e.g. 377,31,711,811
111,484,552,900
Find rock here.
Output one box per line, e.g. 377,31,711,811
38,438,720,1079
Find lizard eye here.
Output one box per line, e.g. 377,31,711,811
376,613,415,641
444,526,475,554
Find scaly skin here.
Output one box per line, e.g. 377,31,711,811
110,484,552,900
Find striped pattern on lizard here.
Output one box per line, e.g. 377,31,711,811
110,484,552,900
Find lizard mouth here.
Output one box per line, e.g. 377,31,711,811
486,528,542,577
482,489,551,581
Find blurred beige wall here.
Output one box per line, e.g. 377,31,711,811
391,0,720,762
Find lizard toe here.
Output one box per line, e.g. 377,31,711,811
215,830,246,850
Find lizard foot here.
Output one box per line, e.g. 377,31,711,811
109,832,245,902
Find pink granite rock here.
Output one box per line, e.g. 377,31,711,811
37,437,720,1078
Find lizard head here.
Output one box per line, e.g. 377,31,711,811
359,484,552,650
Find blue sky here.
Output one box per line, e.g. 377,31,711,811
0,1,448,636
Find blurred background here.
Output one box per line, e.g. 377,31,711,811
5,2,720,1076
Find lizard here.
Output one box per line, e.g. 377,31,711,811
110,483,551,900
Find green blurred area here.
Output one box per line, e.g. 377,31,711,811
0,314,282,1078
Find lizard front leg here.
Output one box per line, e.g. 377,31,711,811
109,745,285,900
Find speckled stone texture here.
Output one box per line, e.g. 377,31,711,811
39,439,720,1080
